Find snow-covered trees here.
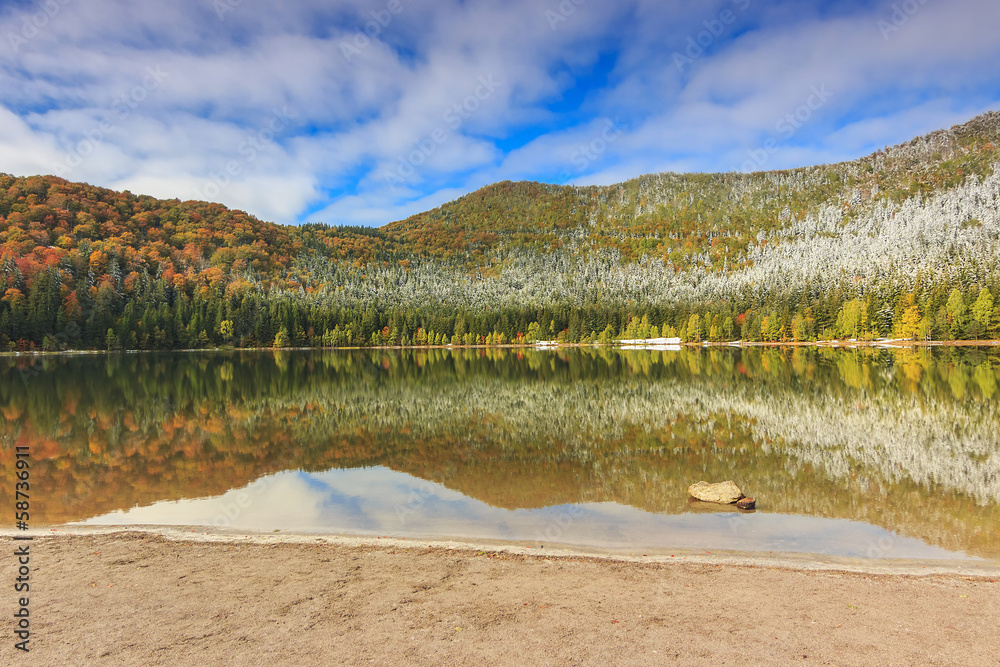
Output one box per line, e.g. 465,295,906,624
3,112,1000,348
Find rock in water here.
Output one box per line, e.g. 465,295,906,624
688,480,745,504
736,497,756,510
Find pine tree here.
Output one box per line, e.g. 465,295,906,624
971,288,994,339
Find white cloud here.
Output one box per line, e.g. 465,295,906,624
77,465,965,558
0,105,65,175
1,0,999,226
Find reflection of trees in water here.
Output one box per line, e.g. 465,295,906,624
258,347,1000,505
1,347,998,554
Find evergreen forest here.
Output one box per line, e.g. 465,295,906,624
3,111,1000,351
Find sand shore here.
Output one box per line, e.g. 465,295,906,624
3,527,999,666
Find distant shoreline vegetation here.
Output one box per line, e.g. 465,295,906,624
3,338,999,356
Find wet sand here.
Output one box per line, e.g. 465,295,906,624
3,528,999,666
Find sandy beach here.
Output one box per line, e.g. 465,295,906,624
3,528,999,666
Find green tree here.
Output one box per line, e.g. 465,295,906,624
836,300,863,339
945,289,967,339
273,326,290,348
764,311,782,342
971,288,994,340
686,313,701,342
638,314,651,339
105,328,120,351
791,313,807,341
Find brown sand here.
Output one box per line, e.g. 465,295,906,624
3,529,1000,666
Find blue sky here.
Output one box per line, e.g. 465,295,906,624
2,0,999,227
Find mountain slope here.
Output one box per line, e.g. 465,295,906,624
389,110,1000,268
1,111,999,349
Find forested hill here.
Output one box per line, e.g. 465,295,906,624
2,111,1000,350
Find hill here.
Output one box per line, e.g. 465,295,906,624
2,111,999,350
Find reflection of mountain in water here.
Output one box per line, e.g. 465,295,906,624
1,347,998,556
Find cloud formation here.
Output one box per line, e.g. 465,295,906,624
2,0,999,225
78,466,966,559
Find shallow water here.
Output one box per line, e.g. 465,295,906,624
3,346,999,559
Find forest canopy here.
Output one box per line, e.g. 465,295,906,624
2,111,1000,351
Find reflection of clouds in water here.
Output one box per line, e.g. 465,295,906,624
79,467,975,561
268,350,1000,506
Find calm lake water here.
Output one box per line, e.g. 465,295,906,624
3,346,999,561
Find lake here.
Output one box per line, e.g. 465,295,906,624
3,346,998,561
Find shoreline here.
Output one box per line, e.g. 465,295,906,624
5,527,999,665
9,525,1000,578
3,338,999,357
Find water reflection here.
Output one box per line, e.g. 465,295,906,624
2,346,998,558
77,467,969,560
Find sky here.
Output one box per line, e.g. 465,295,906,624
2,0,999,228
80,466,964,559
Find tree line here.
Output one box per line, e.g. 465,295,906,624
3,259,997,351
